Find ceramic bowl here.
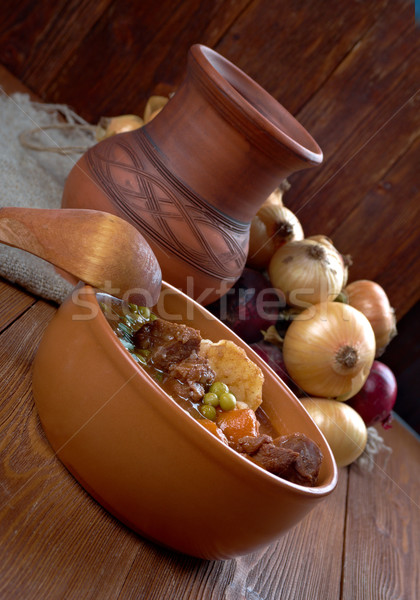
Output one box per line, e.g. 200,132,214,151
32,283,337,560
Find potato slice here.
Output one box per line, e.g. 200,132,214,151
199,339,263,411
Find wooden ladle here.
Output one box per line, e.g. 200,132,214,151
0,206,162,305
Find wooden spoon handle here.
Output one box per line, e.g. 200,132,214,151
0,206,52,257
0,207,162,305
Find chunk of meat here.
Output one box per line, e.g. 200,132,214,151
168,351,215,387
277,433,323,486
135,319,215,403
234,434,273,455
135,318,202,371
233,432,323,486
164,352,215,402
163,377,207,403
250,443,300,476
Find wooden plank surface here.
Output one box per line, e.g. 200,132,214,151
0,63,38,98
0,279,35,333
0,0,113,96
12,0,253,119
342,416,420,600
215,0,390,114
0,298,142,600
331,134,420,318
117,472,348,600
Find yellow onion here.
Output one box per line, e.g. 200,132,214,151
95,96,169,141
268,237,346,307
308,235,351,288
96,114,144,141
283,302,376,400
247,203,304,269
264,181,291,205
344,280,397,357
300,398,368,467
143,95,169,123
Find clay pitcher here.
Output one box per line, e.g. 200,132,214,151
62,44,322,304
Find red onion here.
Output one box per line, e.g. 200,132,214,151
249,340,301,395
207,268,284,343
347,361,397,429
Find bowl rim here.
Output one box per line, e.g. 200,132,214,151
72,283,337,497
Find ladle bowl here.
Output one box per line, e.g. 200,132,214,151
0,206,162,306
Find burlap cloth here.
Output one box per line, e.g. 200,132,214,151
0,91,96,303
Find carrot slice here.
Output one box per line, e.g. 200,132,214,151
216,409,259,444
197,419,229,445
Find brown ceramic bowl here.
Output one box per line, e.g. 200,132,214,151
32,284,337,560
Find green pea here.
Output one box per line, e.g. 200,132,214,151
133,352,147,365
133,349,150,363
138,306,151,319
209,381,229,397
199,404,217,421
202,392,219,407
132,317,146,331
219,392,237,411
138,349,151,357
122,315,137,328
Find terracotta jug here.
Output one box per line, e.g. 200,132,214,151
62,44,322,304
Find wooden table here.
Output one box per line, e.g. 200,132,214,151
0,281,419,600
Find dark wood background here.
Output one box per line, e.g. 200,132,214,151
1,0,419,426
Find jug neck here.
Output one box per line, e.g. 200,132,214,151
143,45,322,224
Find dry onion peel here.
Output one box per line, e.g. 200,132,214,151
247,202,304,269
344,280,397,356
264,181,291,206
308,234,352,288
300,398,368,467
283,302,376,400
268,237,346,307
95,96,169,141
96,114,144,140
262,325,284,347
143,95,169,123
356,426,392,472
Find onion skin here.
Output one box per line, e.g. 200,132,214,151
96,115,144,140
143,95,169,123
344,280,397,357
265,182,291,205
347,361,397,429
268,237,345,308
247,203,304,269
283,302,376,400
300,398,368,467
